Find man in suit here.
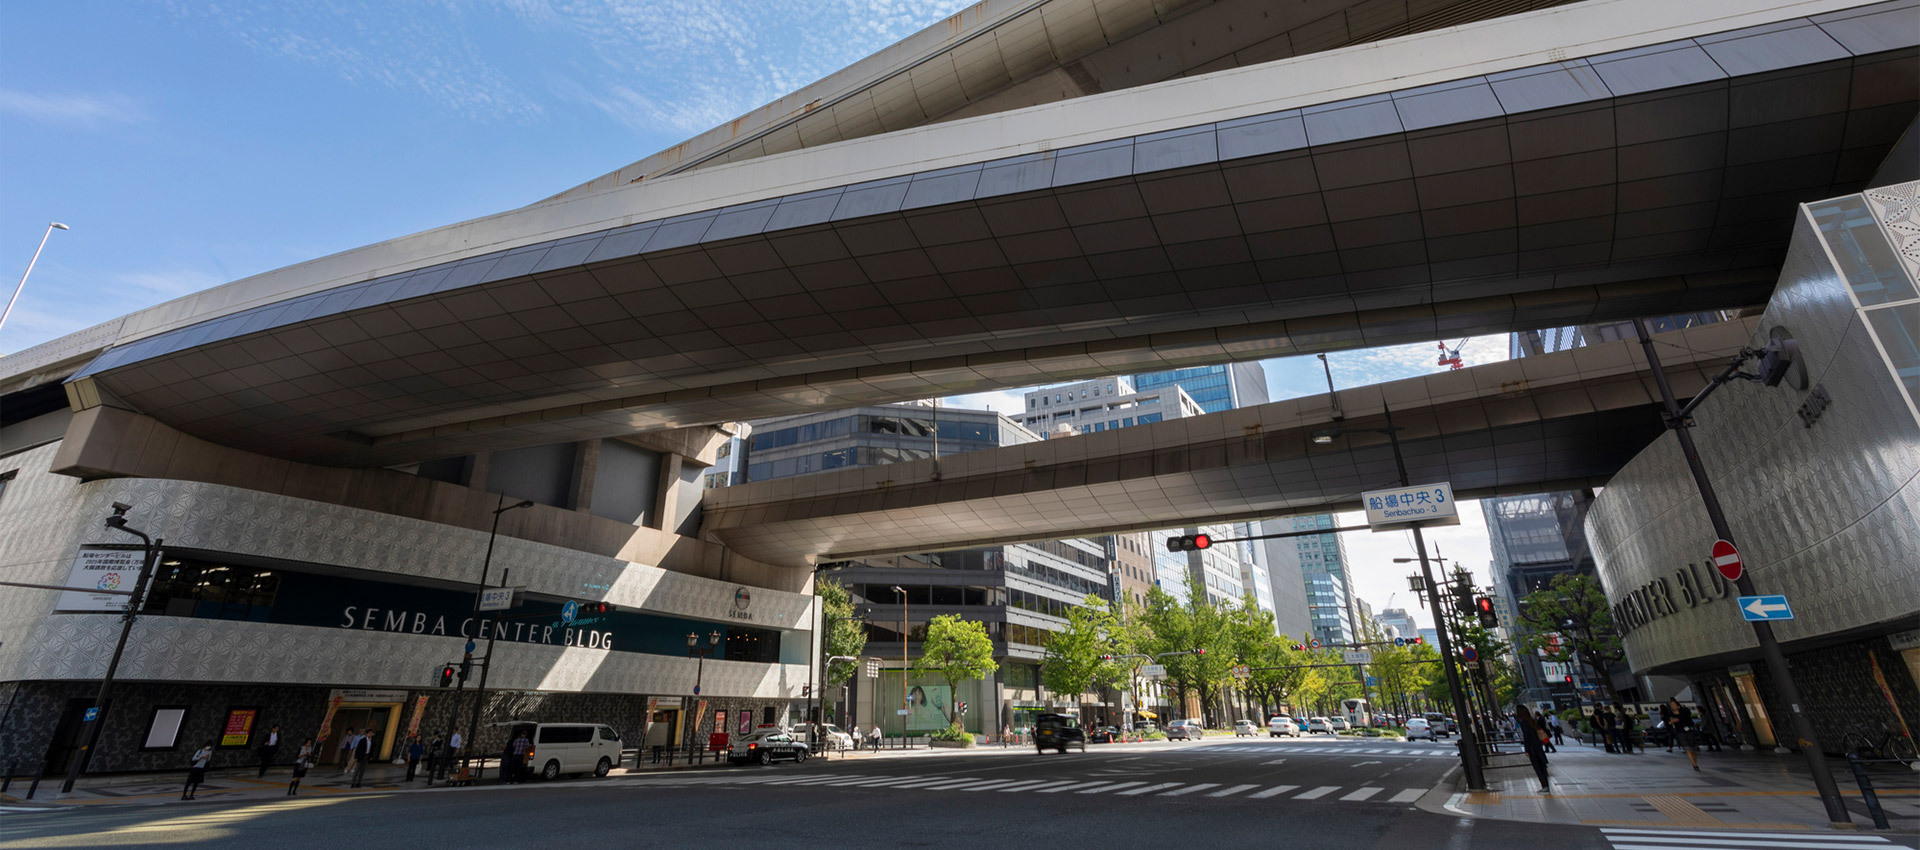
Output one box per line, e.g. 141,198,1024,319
258,725,281,777
350,731,374,787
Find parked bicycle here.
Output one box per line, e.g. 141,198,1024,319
1840,727,1918,768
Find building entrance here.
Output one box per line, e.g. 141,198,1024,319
322,704,400,764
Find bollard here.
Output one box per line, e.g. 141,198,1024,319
2,762,11,794
26,762,46,800
1847,754,1892,830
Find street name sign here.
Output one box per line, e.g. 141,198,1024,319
1141,663,1168,679
1738,595,1794,622
1361,482,1460,529
1712,539,1744,581
478,587,515,612
1342,650,1373,665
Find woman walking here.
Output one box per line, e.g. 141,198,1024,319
1668,698,1700,771
287,739,314,796
182,741,214,800
1514,706,1551,793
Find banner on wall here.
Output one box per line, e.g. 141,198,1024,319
907,685,951,732
694,700,708,740
220,708,259,748
643,697,658,743
55,546,150,613
407,696,429,737
316,696,344,744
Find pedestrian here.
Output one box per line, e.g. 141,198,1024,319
1659,700,1678,751
1548,713,1565,747
1668,698,1700,771
183,740,214,800
257,725,281,778
405,736,424,781
448,729,463,764
339,727,359,775
510,730,532,783
350,730,373,787
1540,713,1557,753
867,724,881,752
1595,707,1617,753
1001,724,1011,748
1615,703,1639,754
1514,706,1551,793
288,739,314,796
426,733,444,782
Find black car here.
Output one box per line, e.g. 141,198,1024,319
730,730,812,765
1034,714,1087,754
1087,726,1122,744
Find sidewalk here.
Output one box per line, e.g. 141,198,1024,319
1441,740,1920,834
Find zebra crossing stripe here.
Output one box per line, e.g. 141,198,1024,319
1339,787,1383,801
951,779,1026,791
1036,781,1109,793
1079,781,1146,794
886,776,959,788
1118,783,1184,795
985,780,1057,793
1294,785,1341,800
1209,784,1260,797
1599,829,1887,842
1248,785,1299,799
918,778,997,790
1387,788,1423,803
1161,783,1219,796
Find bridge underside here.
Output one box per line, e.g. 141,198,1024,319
58,4,1916,467
698,320,1755,566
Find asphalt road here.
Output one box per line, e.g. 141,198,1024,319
0,736,1876,850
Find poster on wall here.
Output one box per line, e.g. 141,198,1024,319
220,707,259,748
642,698,658,743
907,684,951,732
55,546,151,613
316,696,345,744
737,711,751,736
143,707,187,751
407,696,429,737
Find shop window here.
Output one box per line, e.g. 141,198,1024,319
142,559,280,622
143,706,189,751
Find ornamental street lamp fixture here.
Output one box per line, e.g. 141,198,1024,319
687,630,720,759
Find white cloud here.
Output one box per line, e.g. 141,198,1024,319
940,388,1028,418
0,89,145,127
1332,504,1497,633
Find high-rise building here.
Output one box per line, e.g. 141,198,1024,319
1271,513,1355,645
1019,377,1205,438
1377,608,1418,641
1481,490,1597,706
1132,362,1271,414
743,403,1115,734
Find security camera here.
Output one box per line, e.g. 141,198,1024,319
1759,338,1799,388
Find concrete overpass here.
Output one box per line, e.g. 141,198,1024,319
3,0,1907,469
699,319,1759,566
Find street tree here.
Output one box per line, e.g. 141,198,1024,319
913,615,998,737
817,579,868,691
1515,573,1625,702
1041,595,1124,718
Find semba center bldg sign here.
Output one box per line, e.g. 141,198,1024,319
1612,557,1737,637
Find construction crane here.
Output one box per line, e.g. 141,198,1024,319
1436,338,1469,370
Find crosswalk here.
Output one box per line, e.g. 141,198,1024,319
1173,745,1454,758
1598,827,1894,850
619,771,1427,805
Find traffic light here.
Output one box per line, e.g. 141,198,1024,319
957,700,968,716
1166,533,1212,552
458,657,473,684
1190,648,1206,656
1475,597,1498,628
1099,654,1115,661
438,665,455,688
1563,674,1574,685
584,602,610,615
801,683,811,697
1408,637,1424,645
1289,644,1304,652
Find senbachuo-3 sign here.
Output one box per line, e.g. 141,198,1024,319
1362,482,1459,528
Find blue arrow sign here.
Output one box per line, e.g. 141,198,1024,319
1738,595,1794,622
84,707,100,722
1392,637,1406,647
561,600,579,624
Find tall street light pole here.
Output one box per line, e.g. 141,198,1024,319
893,585,907,746
62,502,160,793
1632,318,1849,826
2,222,69,334
460,495,533,772
686,630,719,759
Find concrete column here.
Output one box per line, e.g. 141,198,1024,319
569,439,601,513
467,451,492,491
649,452,683,530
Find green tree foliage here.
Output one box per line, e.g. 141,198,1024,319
913,615,999,734
1140,578,1235,725
1368,634,1436,718
1515,573,1624,702
817,578,868,688
1041,595,1126,709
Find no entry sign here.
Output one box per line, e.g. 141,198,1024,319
1712,539,1743,582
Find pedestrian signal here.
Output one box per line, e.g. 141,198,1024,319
1166,534,1212,552
438,665,455,687
1474,597,1498,628
801,684,811,697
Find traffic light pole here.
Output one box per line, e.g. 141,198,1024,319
1633,319,1850,826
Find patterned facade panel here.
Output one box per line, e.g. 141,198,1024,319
1866,181,1920,284
1585,206,1920,675
0,443,813,698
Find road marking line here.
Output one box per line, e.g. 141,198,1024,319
1118,783,1183,795
985,780,1055,793
1210,784,1260,797
1388,789,1424,803
1249,785,1299,799
1037,781,1110,793
1340,787,1383,801
1079,782,1145,794
884,776,958,788
951,780,1025,791
1598,829,1882,841
1008,781,1081,793
917,778,999,790
1161,783,1218,796
1604,845,1884,850
817,776,890,786
1294,785,1341,800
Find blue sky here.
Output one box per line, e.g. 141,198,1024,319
3,0,1500,626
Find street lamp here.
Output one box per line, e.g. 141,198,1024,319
1,222,69,334
62,502,161,792
1310,413,1486,790
893,585,907,748
458,496,533,774
687,630,720,759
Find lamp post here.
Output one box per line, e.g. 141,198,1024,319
458,495,533,773
1312,413,1486,790
686,630,720,759
61,502,160,793
1,222,69,334
893,585,907,747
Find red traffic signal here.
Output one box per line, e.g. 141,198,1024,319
1190,648,1206,655
1474,597,1498,628
1166,533,1213,552
1564,674,1574,684
1408,637,1424,645
584,602,610,615
438,665,455,688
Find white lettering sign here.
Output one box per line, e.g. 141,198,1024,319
1362,482,1460,529
56,547,149,613
478,587,515,612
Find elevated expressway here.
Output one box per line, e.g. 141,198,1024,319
4,0,1907,469
699,319,1760,566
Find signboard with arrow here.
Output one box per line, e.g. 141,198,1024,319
1738,595,1794,622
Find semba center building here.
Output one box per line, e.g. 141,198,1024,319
0,408,815,776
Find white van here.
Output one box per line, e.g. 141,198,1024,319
498,722,622,780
